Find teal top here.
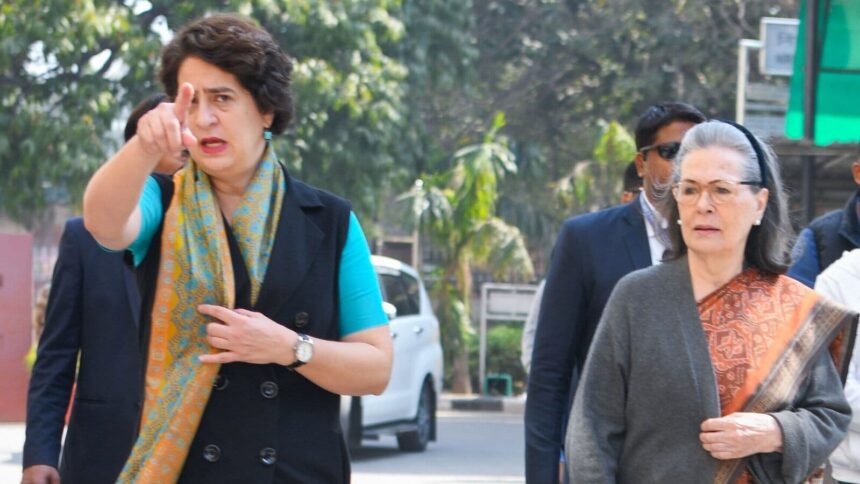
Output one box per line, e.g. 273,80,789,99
130,176,386,337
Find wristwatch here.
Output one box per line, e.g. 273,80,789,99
287,333,314,370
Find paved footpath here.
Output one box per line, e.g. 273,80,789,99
0,423,24,483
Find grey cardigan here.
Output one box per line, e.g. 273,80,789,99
565,258,851,483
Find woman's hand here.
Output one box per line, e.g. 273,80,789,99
197,304,294,365
135,82,197,160
83,83,198,250
197,304,393,395
700,412,784,459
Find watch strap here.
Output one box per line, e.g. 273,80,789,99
286,333,312,370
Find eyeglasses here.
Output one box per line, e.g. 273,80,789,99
639,141,681,161
672,180,761,205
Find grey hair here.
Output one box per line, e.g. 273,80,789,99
660,120,792,275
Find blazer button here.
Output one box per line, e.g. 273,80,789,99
259,447,277,466
214,374,229,390
260,381,279,399
203,444,221,463
295,312,310,328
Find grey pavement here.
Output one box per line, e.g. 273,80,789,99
0,423,24,483
352,409,524,483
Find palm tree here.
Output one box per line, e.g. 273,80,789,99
399,113,534,393
554,120,636,212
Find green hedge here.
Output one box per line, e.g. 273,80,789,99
467,321,526,395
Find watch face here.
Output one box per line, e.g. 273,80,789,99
296,341,313,362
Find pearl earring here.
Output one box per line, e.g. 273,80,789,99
754,219,761,226
677,219,682,226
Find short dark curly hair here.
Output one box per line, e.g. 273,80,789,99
159,14,293,134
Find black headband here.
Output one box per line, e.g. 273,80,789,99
717,119,768,187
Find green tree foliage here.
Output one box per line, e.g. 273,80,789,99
442,0,799,267
399,113,534,393
262,1,411,224
0,0,165,227
554,120,636,211
467,322,527,395
384,0,478,178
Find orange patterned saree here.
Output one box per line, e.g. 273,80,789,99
699,268,856,484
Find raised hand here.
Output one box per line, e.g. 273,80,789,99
135,82,197,160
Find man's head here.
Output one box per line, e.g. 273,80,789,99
620,161,642,204
124,93,188,174
634,102,706,203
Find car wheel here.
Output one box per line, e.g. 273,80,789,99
397,382,433,452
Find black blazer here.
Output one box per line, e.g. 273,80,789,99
524,198,651,483
23,217,143,484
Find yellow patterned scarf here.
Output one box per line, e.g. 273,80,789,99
119,148,285,482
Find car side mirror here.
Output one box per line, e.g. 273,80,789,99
382,301,398,321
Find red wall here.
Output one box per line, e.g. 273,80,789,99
0,233,33,422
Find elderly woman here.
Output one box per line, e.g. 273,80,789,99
83,14,392,483
565,120,856,483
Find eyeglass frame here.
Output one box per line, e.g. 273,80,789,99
639,141,681,161
671,179,763,205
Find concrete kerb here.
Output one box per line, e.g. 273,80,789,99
438,393,526,414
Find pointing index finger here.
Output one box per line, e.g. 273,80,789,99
173,82,194,123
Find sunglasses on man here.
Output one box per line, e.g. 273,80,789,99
639,141,681,161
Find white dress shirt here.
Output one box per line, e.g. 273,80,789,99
639,194,669,265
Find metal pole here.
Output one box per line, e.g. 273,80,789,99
802,0,819,223
412,230,419,270
736,40,748,124
735,40,761,123
479,284,487,395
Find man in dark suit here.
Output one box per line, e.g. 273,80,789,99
524,102,705,483
22,94,185,484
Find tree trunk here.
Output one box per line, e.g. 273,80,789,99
449,345,473,394
450,257,474,394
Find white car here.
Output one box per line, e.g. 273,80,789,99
341,255,444,452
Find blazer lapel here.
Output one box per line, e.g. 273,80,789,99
254,174,325,316
622,196,652,270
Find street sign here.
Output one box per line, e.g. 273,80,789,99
746,82,789,104
486,288,534,318
745,113,788,140
478,283,538,395
760,17,799,76
745,83,789,138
